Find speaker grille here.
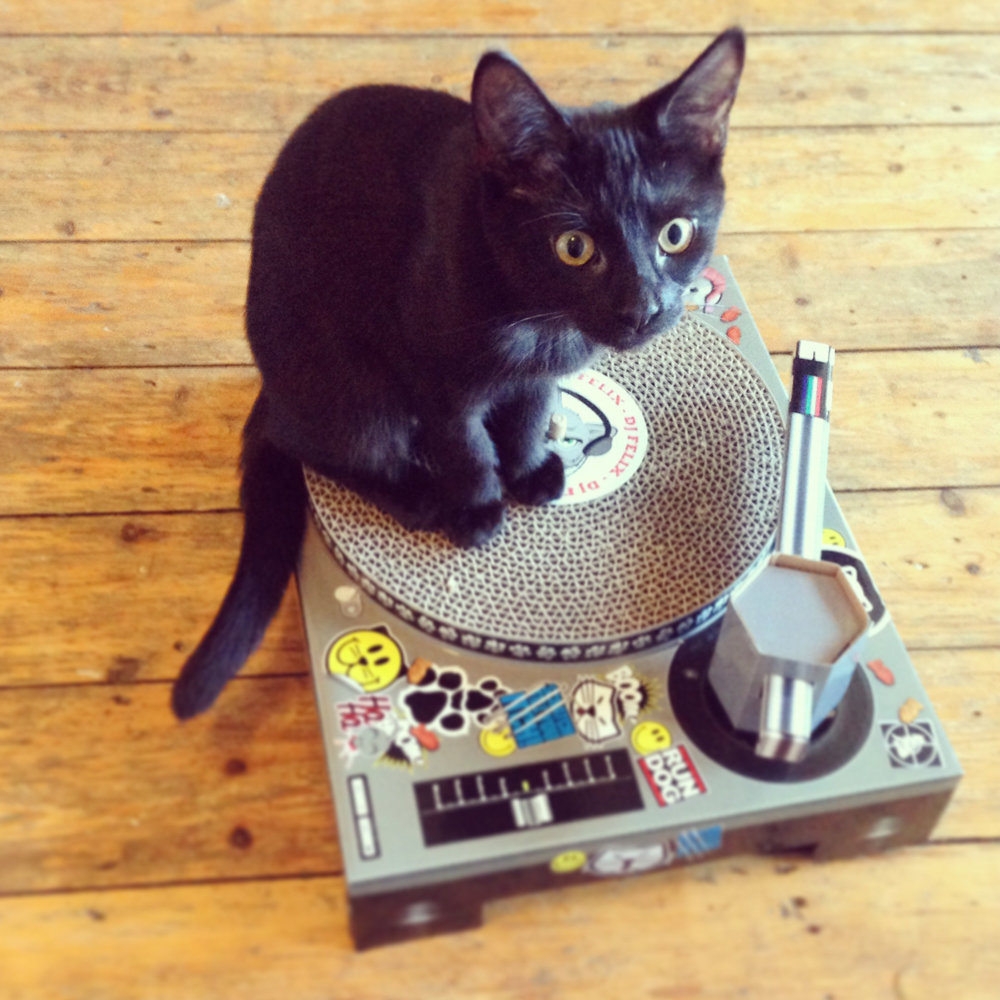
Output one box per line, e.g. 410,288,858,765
306,316,784,662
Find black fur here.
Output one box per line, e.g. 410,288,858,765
171,397,306,718
172,30,745,718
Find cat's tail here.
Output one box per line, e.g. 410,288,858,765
171,395,306,720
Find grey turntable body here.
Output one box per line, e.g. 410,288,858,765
295,258,961,949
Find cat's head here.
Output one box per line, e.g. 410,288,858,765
472,29,745,352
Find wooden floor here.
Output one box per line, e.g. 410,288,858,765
2,2,998,997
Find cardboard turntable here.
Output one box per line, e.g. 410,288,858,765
295,257,962,949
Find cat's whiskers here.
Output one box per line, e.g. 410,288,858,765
432,309,561,343
517,211,585,229
501,311,565,331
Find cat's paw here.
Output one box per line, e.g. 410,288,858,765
506,451,565,506
445,500,506,548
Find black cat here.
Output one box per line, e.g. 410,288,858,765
172,29,745,718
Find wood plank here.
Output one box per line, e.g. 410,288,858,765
837,488,1000,651
0,367,257,516
0,242,250,368
1,126,998,242
2,0,997,35
0,677,338,896
1,488,996,690
2,352,997,516
0,647,992,896
913,649,1000,841
0,512,306,688
821,348,1000,491
3,232,997,369
721,230,1000,354
2,845,999,1000
1,34,996,132
0,131,283,243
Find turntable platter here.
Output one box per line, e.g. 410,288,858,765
305,315,784,662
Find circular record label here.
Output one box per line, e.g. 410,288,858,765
548,369,649,506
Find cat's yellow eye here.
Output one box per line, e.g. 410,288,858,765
554,230,596,267
658,217,696,255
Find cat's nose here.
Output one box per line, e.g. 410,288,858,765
617,296,661,331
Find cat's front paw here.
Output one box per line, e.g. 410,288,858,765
506,451,565,506
445,500,506,548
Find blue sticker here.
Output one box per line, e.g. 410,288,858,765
500,684,575,748
676,824,723,859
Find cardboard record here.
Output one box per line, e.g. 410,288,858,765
305,315,784,662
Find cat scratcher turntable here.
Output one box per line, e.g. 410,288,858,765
295,257,961,949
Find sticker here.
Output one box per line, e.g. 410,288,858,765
631,720,672,755
821,548,888,631
604,664,653,723
683,266,726,315
822,528,846,548
550,850,588,874
335,694,394,733
675,824,723,860
340,709,424,769
407,657,433,685
638,745,707,807
326,626,406,693
881,721,942,769
570,678,623,744
898,697,924,725
480,726,517,758
499,684,575,748
570,666,655,745
332,686,429,768
585,843,673,876
866,658,895,686
411,724,440,751
568,825,724,879
681,266,747,352
398,665,509,738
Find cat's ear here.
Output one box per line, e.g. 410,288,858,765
644,28,745,159
472,52,568,181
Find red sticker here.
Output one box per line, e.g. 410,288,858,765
639,745,707,807
866,659,895,686
411,724,440,751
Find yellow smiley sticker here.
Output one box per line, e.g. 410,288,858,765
550,850,588,875
631,720,672,755
326,627,405,693
480,726,517,758
822,528,846,548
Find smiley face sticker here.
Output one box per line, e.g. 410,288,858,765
550,850,588,875
631,720,672,756
326,627,405,693
822,528,846,548
480,725,517,758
